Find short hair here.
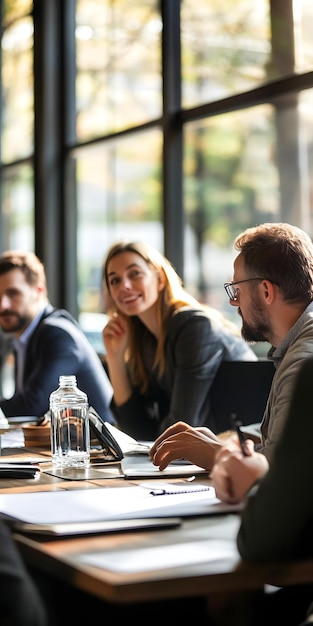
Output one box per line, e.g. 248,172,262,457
234,223,313,305
0,250,47,293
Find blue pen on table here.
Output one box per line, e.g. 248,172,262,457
230,413,249,457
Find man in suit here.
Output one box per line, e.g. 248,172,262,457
0,250,114,422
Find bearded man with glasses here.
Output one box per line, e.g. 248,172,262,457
150,222,313,470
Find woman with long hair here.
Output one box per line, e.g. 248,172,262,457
102,240,256,440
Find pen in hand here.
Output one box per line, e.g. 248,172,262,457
230,413,249,457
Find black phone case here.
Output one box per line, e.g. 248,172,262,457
88,407,124,461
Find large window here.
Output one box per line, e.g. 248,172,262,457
181,0,272,108
74,128,162,313
0,0,34,251
75,0,162,141
1,0,313,341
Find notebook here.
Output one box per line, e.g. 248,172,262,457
15,517,182,537
0,484,243,532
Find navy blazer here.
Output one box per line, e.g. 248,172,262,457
0,304,114,422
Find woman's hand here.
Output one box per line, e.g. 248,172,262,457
102,312,130,359
211,436,269,504
102,312,132,405
149,421,223,471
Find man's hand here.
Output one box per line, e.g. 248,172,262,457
149,421,223,471
211,436,269,504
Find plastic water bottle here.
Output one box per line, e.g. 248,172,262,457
50,375,90,468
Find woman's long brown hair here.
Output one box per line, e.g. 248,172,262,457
103,240,239,393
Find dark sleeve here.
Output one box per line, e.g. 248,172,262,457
0,520,48,626
237,357,313,562
111,390,161,440
159,312,252,432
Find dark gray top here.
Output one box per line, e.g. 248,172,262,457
111,306,256,440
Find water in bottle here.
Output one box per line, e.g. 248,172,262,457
50,375,90,468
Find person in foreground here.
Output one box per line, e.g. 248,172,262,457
0,519,48,625
150,222,313,470
102,240,256,440
210,356,313,626
0,250,114,422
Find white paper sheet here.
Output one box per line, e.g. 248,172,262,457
79,539,240,573
104,422,151,455
0,485,242,526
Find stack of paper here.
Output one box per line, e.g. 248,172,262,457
104,422,151,455
0,484,243,534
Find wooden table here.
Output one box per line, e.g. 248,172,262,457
1,441,313,624
14,514,313,601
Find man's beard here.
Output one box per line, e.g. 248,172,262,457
0,312,29,334
238,304,271,344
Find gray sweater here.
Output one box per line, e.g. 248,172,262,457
259,301,313,461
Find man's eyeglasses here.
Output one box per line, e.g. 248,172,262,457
224,277,264,301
